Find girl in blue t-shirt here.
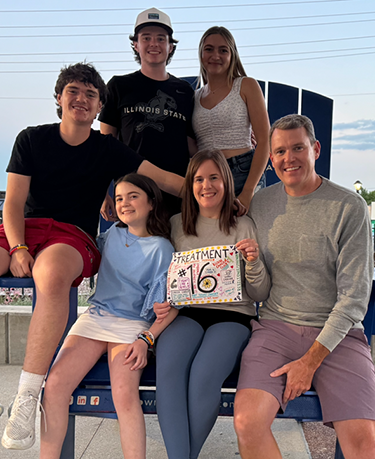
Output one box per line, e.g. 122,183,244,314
40,174,178,459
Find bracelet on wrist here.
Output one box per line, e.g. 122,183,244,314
9,244,29,257
138,335,152,349
143,330,155,346
137,330,155,350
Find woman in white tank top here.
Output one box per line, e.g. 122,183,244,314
192,26,270,213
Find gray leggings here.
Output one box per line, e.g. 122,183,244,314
156,315,251,459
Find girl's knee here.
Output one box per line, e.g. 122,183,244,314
112,389,141,412
43,374,70,405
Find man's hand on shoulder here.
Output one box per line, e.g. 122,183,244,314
236,190,254,215
270,340,330,403
234,198,247,216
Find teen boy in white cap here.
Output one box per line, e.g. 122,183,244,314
99,7,195,216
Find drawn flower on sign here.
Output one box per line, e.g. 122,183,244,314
202,278,212,290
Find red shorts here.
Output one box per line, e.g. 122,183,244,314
0,218,101,287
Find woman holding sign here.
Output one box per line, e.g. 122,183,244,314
155,150,270,459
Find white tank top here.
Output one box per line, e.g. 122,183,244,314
192,77,252,151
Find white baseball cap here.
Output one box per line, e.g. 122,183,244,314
134,7,173,35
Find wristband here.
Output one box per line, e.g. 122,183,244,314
9,244,29,257
137,330,155,350
138,335,152,349
144,330,155,346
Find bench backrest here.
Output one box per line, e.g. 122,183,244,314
181,77,333,186
262,81,333,185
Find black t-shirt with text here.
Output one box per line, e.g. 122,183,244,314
99,71,194,215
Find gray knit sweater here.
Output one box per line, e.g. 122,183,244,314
250,177,373,351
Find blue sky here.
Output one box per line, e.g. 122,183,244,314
0,0,374,191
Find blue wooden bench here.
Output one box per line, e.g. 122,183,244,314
60,275,375,459
1,275,373,458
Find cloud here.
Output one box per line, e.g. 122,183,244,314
332,119,375,151
333,120,375,131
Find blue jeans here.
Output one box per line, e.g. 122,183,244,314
226,149,266,196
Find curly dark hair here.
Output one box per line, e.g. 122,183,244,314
54,63,108,119
114,173,171,242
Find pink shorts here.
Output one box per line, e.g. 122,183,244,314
238,319,375,427
0,218,101,287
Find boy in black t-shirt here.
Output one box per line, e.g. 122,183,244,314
99,8,196,217
1,63,183,450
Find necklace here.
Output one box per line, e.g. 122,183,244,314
207,82,229,95
125,230,139,248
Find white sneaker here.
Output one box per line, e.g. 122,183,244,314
1,392,39,450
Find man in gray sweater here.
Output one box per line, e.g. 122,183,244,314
234,114,375,459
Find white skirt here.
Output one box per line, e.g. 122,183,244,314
67,307,151,344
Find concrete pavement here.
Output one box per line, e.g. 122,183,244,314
0,365,311,458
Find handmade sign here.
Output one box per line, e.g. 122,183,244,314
167,245,242,306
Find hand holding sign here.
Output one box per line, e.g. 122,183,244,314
167,245,243,306
154,301,171,323
236,239,259,262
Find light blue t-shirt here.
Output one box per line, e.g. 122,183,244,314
89,224,174,321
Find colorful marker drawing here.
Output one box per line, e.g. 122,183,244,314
167,245,242,305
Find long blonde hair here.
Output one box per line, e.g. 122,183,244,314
198,26,247,86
